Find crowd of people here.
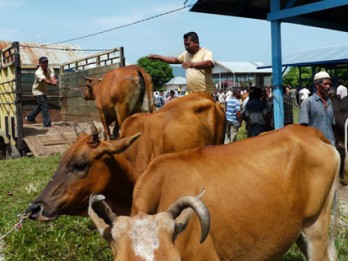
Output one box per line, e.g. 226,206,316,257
213,71,347,146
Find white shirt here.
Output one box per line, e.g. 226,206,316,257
336,85,347,99
225,90,233,102
32,67,55,96
218,92,225,103
299,88,310,100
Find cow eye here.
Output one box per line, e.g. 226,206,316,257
72,163,88,172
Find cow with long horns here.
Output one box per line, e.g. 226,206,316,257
89,192,210,260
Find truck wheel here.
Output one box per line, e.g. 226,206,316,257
0,138,6,160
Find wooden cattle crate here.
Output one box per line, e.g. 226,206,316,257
60,48,125,122
0,42,125,158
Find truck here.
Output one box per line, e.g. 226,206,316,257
0,41,125,159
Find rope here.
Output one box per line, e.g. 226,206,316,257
46,5,191,46
0,212,31,241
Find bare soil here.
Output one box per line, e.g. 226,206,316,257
339,184,348,215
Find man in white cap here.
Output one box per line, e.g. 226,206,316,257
299,71,335,145
25,56,58,127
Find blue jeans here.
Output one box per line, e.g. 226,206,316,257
27,95,51,127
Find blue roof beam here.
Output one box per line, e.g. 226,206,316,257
285,16,348,32
284,0,300,9
268,0,348,21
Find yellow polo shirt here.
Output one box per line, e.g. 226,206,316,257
178,48,215,95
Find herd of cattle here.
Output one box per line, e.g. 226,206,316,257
25,65,347,260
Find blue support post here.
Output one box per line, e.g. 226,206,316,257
270,0,284,129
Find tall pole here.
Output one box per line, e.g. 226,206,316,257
270,0,284,129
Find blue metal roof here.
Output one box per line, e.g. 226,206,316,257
215,61,273,74
258,44,348,68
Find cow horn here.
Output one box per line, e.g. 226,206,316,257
74,123,85,137
167,195,210,244
89,194,117,226
83,76,92,81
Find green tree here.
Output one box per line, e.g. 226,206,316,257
283,66,312,87
137,56,174,90
283,67,299,87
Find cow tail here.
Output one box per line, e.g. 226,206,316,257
137,70,154,113
137,70,146,102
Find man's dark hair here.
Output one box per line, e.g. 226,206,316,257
233,89,240,97
184,32,199,44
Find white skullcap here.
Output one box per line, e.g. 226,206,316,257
314,71,330,81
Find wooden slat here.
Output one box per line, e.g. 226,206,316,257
23,132,77,157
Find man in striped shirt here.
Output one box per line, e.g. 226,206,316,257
225,89,242,143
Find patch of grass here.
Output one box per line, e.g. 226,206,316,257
0,155,112,260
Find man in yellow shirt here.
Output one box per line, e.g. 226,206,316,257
25,56,58,127
149,32,215,95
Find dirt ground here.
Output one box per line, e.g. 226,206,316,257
339,183,348,215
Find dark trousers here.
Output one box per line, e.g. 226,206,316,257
247,123,266,137
27,95,51,127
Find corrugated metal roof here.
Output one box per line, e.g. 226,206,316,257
0,41,88,68
165,76,186,85
259,44,348,68
214,61,272,73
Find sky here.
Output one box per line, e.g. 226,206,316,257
1,0,348,65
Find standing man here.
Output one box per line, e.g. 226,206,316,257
283,86,294,126
225,89,242,143
298,86,311,104
299,71,335,145
25,56,58,127
149,32,215,95
165,90,175,104
154,90,165,109
289,86,298,106
336,80,347,99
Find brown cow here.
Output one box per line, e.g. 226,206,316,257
83,65,154,140
88,193,210,261
130,124,340,260
26,93,225,220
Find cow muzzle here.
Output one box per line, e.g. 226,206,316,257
25,203,57,221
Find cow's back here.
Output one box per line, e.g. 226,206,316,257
119,93,225,174
133,124,340,260
97,65,146,106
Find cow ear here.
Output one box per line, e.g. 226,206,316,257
97,132,141,156
89,194,116,244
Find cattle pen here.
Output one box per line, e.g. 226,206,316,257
0,41,125,159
